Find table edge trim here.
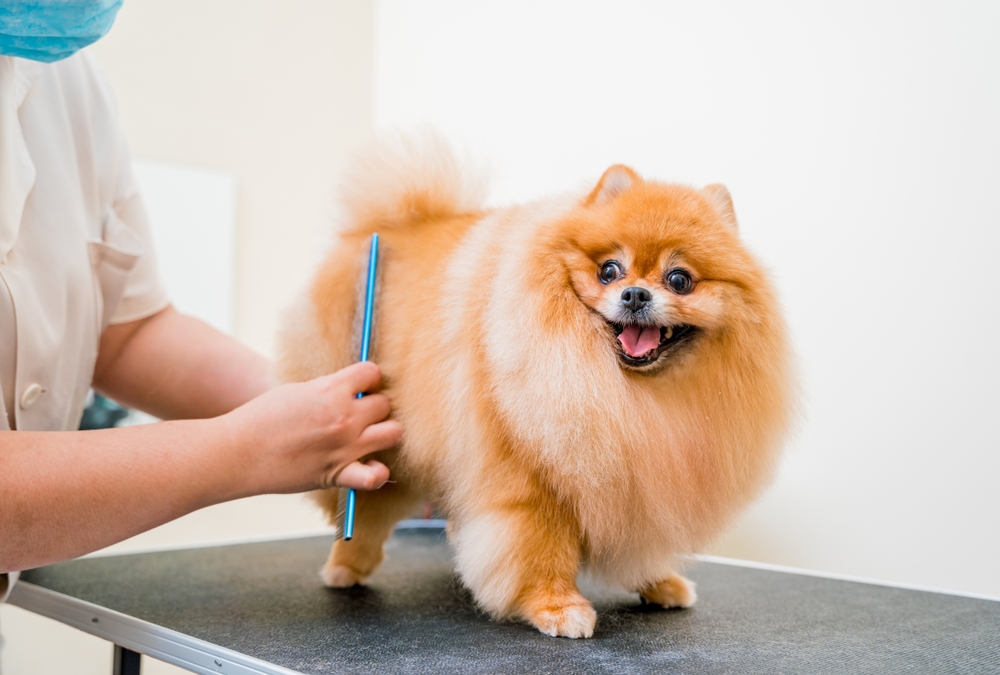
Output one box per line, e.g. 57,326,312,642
7,581,305,675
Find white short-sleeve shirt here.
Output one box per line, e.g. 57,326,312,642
0,51,169,433
0,52,170,596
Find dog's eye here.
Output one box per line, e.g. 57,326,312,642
665,268,693,294
599,261,624,284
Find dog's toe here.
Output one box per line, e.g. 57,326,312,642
530,601,597,639
320,564,363,588
640,573,697,608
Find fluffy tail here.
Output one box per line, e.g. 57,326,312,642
337,132,488,231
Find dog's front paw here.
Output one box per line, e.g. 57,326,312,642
528,599,597,638
320,564,364,588
640,573,697,608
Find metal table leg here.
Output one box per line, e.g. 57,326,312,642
112,644,141,675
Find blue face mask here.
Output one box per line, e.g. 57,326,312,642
0,0,123,63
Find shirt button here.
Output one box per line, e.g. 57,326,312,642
19,383,46,409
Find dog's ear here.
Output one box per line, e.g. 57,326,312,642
586,165,641,206
702,184,739,232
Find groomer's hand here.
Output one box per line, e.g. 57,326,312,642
225,362,399,495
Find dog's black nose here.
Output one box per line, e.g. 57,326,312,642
621,286,652,312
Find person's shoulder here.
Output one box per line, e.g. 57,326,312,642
45,50,118,111
45,51,126,174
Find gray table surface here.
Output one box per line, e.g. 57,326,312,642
13,526,1000,674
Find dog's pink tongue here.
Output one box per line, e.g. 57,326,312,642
618,325,661,357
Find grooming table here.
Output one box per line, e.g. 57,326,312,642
8,524,999,674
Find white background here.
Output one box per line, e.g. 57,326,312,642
4,3,999,674
375,0,1000,597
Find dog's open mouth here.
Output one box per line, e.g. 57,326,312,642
609,322,696,368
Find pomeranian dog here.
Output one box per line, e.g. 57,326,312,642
277,136,793,638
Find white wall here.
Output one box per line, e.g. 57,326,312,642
374,0,1000,597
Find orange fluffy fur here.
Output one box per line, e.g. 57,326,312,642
277,135,793,638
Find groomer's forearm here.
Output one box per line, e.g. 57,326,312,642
0,417,247,573
93,306,273,420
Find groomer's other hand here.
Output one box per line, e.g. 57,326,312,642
226,362,399,496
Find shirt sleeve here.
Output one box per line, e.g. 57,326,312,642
80,51,170,326
0,571,18,603
107,170,171,325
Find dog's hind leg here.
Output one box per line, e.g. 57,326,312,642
638,573,697,608
317,481,423,587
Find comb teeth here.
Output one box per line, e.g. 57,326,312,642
335,487,356,541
